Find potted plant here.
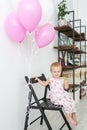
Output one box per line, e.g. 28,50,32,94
58,0,69,26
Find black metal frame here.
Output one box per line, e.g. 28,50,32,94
24,73,72,130
57,10,87,100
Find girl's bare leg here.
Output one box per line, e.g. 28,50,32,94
72,112,78,125
65,113,78,126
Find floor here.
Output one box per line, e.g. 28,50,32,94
27,92,87,130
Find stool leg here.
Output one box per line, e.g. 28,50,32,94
40,108,44,125
24,107,29,130
24,91,32,130
60,110,72,130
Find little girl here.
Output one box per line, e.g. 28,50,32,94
35,62,78,126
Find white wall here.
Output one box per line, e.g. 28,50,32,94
73,0,87,25
0,0,72,130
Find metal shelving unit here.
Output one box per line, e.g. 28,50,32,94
54,10,87,100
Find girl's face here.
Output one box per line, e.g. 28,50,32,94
51,66,62,79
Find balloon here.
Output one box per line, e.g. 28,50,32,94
5,13,26,43
35,23,55,48
17,0,42,32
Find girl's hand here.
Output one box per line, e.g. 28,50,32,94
35,76,39,81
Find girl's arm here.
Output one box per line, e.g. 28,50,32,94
63,77,69,90
35,77,50,87
64,80,69,90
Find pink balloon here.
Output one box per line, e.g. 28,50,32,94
5,13,26,43
35,23,55,48
17,0,42,32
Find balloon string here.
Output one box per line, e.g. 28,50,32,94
27,33,39,76
17,32,39,77
28,33,35,76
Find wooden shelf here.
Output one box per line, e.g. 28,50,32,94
80,65,87,68
54,25,86,41
54,45,74,50
62,65,86,71
62,65,80,70
68,50,87,54
69,84,80,91
69,84,80,88
54,46,87,54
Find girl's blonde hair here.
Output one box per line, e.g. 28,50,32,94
50,62,62,72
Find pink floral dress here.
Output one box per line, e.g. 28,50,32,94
49,77,76,114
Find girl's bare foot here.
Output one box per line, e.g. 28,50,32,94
72,113,78,125
66,113,78,126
